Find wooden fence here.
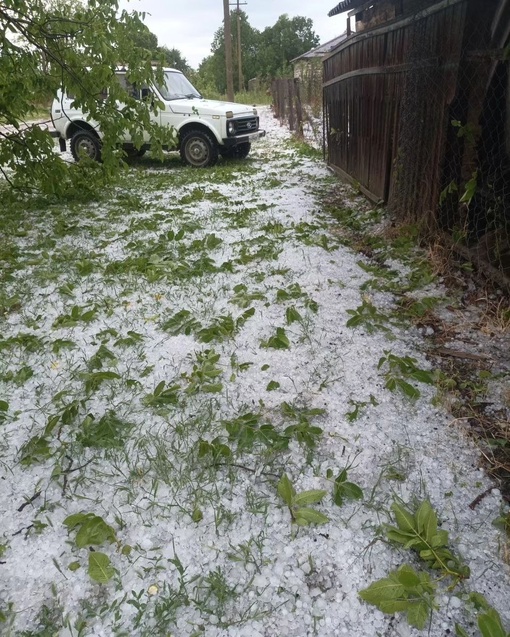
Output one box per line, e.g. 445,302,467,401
323,0,510,282
271,78,304,136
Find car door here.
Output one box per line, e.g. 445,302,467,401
53,90,87,129
115,73,160,142
152,71,202,139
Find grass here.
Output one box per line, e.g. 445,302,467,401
195,88,272,107
0,112,509,637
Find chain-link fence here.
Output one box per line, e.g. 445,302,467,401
324,0,510,286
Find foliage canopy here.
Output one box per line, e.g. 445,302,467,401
0,2,318,196
198,12,319,94
0,0,175,197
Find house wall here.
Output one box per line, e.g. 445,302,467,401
355,0,396,31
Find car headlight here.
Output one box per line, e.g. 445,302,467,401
227,121,236,136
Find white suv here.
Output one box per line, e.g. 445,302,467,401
51,68,265,167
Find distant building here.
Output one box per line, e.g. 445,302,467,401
291,34,348,79
290,34,348,105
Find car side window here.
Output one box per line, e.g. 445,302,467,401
115,73,150,100
115,73,137,98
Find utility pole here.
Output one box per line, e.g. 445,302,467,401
223,0,234,102
230,0,247,92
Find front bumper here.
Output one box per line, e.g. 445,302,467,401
222,130,266,148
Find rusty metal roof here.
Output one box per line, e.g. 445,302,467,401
328,0,369,17
290,33,348,63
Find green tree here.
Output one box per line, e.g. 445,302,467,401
131,22,158,53
232,10,262,89
195,12,319,94
259,14,320,77
197,10,260,94
158,46,191,75
196,55,221,97
0,0,174,196
196,37,226,95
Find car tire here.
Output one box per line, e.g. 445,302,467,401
180,129,218,168
221,142,251,160
70,131,102,162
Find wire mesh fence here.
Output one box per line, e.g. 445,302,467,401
271,78,304,135
323,0,510,286
271,71,324,148
295,61,323,120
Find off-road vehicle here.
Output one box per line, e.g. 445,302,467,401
51,68,265,167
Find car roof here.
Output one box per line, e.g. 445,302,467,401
115,66,182,73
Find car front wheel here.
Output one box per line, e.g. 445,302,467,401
70,131,102,162
180,129,218,168
220,142,251,160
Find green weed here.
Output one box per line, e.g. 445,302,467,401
378,351,435,400
358,500,510,635
281,402,325,449
77,412,133,449
328,466,364,507
345,395,378,422
346,299,393,335
182,349,223,394
53,305,97,328
360,565,437,630
277,473,329,527
223,411,288,453
63,512,118,583
260,327,290,350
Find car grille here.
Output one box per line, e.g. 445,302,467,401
234,117,259,134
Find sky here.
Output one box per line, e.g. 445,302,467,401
121,0,347,68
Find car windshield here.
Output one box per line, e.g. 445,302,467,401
156,71,201,101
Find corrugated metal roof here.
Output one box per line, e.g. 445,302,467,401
290,33,348,63
328,0,369,17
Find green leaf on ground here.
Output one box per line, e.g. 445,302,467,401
88,552,115,584
261,327,290,349
359,565,435,629
64,513,116,548
277,474,295,507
